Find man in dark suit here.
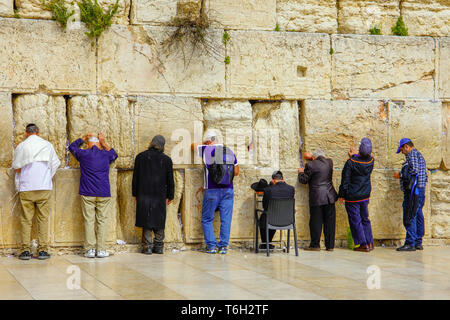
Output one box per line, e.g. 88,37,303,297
259,171,295,250
298,150,338,251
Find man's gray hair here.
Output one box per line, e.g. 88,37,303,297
313,149,325,158
25,123,39,134
149,134,166,151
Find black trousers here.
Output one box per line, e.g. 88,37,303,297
309,204,336,249
259,213,276,243
142,228,165,248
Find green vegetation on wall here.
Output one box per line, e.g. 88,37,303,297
42,0,75,30
78,0,119,38
392,16,408,36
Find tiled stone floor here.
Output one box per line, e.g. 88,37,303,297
0,247,449,300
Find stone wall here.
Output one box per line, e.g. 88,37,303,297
0,0,449,251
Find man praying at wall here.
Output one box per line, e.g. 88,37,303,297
298,150,338,251
13,123,61,260
132,135,174,255
69,132,117,258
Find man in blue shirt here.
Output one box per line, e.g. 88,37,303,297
192,130,239,254
394,138,428,251
69,132,117,258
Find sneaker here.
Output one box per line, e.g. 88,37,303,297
96,250,110,258
19,251,31,260
84,249,96,258
218,247,227,254
37,251,51,260
205,247,217,254
416,244,424,250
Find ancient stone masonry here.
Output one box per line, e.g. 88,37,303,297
0,0,13,17
0,0,449,250
277,0,337,34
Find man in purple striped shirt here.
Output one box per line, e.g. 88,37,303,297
69,132,117,258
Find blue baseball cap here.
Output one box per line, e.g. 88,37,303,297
396,138,411,153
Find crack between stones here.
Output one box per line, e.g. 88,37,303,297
371,71,434,93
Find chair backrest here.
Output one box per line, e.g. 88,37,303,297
266,198,295,227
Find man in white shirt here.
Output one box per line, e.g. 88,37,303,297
12,124,60,260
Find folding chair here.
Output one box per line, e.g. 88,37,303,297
264,198,298,257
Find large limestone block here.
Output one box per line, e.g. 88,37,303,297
252,101,300,170
0,19,96,94
165,170,184,242
226,31,331,99
98,25,225,96
337,0,400,35
402,0,450,36
0,92,13,168
130,0,203,25
302,100,389,169
438,38,450,100
16,0,131,24
131,0,178,25
13,94,67,167
332,35,435,99
182,167,257,243
117,171,140,243
0,0,13,16
276,0,337,33
135,95,203,167
203,100,252,166
443,102,450,170
117,169,185,244
53,169,117,246
0,169,28,248
430,170,450,238
388,100,442,168
206,0,276,30
67,95,134,169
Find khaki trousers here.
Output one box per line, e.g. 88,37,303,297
81,196,111,252
19,190,52,252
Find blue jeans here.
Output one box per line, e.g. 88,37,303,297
403,187,425,246
201,188,234,249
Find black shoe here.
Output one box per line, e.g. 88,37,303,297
416,244,424,250
142,247,153,255
19,251,31,260
37,251,51,260
258,244,275,250
153,246,163,254
396,244,416,252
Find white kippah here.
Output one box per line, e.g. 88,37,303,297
89,137,99,143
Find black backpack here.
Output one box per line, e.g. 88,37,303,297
209,146,235,186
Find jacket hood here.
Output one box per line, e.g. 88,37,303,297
349,156,374,176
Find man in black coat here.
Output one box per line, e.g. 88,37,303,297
132,135,174,255
298,150,338,251
259,171,295,250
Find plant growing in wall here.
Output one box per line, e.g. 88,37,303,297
161,0,223,64
42,0,75,30
369,25,382,35
222,31,230,45
392,16,408,36
77,0,119,38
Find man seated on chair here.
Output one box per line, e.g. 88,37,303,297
259,170,295,250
